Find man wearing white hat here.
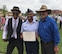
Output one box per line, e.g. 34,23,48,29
36,5,60,54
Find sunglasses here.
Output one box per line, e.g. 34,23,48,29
13,11,19,14
13,12,19,14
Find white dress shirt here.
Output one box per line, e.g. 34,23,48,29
57,16,62,21
2,17,19,39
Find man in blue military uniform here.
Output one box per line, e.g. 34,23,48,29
21,9,39,54
36,5,60,54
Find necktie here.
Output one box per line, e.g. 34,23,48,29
12,19,17,39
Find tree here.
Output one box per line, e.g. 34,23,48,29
2,5,7,17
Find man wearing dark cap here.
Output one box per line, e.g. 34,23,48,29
21,9,39,54
2,6,23,54
24,9,38,21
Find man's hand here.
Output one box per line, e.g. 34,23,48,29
54,46,59,53
3,39,7,42
20,33,23,38
20,35,23,38
35,34,39,40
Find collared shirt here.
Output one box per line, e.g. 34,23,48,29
57,16,62,21
2,17,19,39
38,16,60,46
21,20,38,34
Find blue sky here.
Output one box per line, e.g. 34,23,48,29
0,0,62,13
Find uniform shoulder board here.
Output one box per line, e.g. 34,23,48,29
22,20,27,23
36,20,38,22
24,20,26,22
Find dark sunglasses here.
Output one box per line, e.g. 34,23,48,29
12,11,19,14
13,12,19,15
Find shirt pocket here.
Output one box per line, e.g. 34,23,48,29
44,24,50,31
23,26,28,31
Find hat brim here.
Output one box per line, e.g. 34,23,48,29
11,9,21,13
36,9,51,14
36,9,51,12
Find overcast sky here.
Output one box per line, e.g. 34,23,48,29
0,0,62,13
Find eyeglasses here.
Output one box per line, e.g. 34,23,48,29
13,12,19,15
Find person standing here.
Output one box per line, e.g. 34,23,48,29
57,15,62,29
2,6,23,54
36,5,60,54
0,16,2,29
21,9,39,54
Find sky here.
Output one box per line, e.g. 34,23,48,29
0,0,62,13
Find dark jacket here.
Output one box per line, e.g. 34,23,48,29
7,18,22,40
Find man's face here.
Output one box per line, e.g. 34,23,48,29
40,11,48,19
12,11,19,19
27,12,34,20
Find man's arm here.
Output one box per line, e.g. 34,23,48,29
51,20,60,53
2,19,8,42
20,23,24,38
20,33,23,38
19,13,27,20
20,16,27,20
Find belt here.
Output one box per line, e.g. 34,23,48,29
41,41,54,44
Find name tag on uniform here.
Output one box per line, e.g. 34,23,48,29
23,32,36,41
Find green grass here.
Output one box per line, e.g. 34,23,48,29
0,28,62,54
58,29,62,54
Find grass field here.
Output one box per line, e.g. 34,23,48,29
0,28,62,54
